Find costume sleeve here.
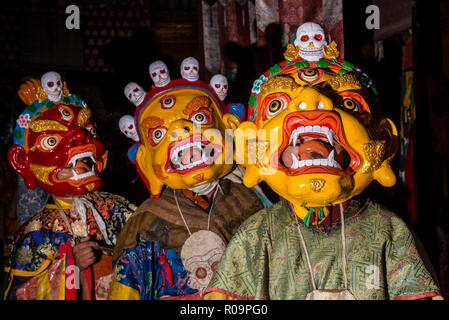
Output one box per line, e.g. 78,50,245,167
107,239,197,300
100,193,137,245
4,230,73,300
385,215,443,300
204,211,269,300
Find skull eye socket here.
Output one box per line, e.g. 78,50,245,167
300,35,309,42
214,84,221,88
184,66,190,70
211,261,219,272
151,72,157,77
133,88,139,92
195,267,207,279
58,106,73,121
160,95,176,109
57,80,62,86
193,66,198,70
47,81,54,88
160,69,166,74
314,34,323,41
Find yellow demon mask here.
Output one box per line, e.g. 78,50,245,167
128,77,240,198
237,52,398,225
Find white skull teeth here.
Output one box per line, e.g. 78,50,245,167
288,125,341,170
67,151,97,180
170,142,217,171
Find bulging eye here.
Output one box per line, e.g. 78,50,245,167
149,126,167,145
58,106,73,121
190,108,212,125
342,98,360,112
301,35,309,42
299,68,321,82
267,99,286,117
37,135,60,151
192,112,208,124
160,95,176,109
85,124,97,137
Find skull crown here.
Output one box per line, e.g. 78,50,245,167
293,22,327,62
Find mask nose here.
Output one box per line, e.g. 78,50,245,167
169,119,193,140
71,130,92,146
291,87,333,111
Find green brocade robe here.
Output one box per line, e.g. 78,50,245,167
205,200,442,300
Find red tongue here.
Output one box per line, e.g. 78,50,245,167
297,140,330,160
281,140,330,168
181,148,202,165
73,159,91,175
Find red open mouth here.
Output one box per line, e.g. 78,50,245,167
165,134,222,174
54,144,102,184
271,111,361,176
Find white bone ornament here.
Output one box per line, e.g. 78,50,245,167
149,61,171,87
210,74,228,101
180,57,199,82
41,71,63,102
180,230,226,295
119,115,139,142
293,22,327,62
124,82,146,106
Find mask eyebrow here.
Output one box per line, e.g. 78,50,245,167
29,120,68,132
141,116,165,131
183,96,211,116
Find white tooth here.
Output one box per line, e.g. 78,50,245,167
327,150,335,162
313,125,321,133
298,160,305,167
321,126,329,135
298,127,305,134
290,154,299,169
313,159,321,166
299,101,307,110
320,159,328,166
317,101,324,110
289,131,297,146
305,125,312,133
327,130,334,146
72,169,77,177
332,130,340,143
305,159,313,166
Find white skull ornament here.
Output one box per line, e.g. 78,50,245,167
124,82,146,106
41,71,63,102
180,230,226,295
293,22,327,62
180,57,199,81
209,74,228,101
149,61,170,87
119,115,139,142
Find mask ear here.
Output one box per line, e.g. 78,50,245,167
135,144,164,198
372,117,399,188
222,113,241,130
7,145,36,189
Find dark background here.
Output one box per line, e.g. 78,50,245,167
0,0,448,298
